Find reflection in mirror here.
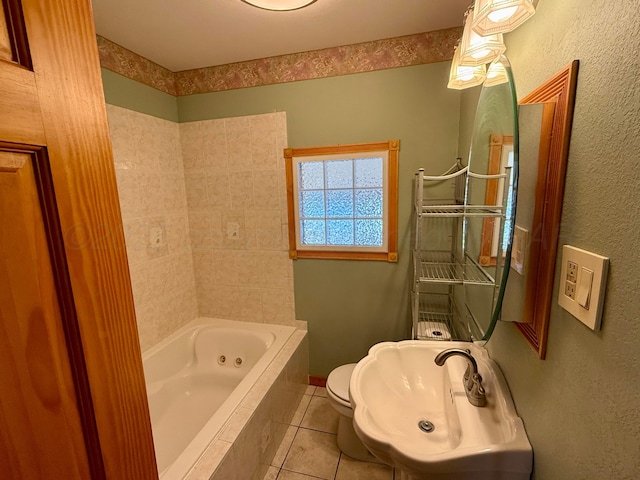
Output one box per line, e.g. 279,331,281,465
506,60,579,359
411,57,519,344
479,134,514,267
501,102,554,324
461,56,519,341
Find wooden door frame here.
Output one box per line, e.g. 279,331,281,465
2,1,158,477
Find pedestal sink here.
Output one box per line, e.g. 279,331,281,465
349,340,532,480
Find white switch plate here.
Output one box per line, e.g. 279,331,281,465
226,222,240,240
511,225,528,275
558,245,609,330
149,226,164,248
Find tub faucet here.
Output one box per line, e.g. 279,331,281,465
434,348,486,407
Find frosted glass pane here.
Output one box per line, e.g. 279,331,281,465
355,219,383,246
502,168,515,250
300,191,324,218
355,188,383,217
327,220,354,245
354,157,383,188
325,160,353,189
326,190,353,218
299,162,324,190
301,220,326,245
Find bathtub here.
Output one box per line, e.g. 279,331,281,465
142,317,296,479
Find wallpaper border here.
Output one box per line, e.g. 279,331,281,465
98,27,461,97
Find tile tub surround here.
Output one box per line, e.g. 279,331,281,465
108,106,295,352
180,112,296,327
185,329,309,480
107,104,198,350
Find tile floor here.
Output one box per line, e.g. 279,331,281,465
263,386,396,480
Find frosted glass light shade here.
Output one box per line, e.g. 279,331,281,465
459,12,506,66
241,0,316,11
472,0,536,35
448,46,486,90
484,58,509,86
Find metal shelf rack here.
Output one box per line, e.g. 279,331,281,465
411,162,510,341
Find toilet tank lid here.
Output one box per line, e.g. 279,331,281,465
327,363,357,403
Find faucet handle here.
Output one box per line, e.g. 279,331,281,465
463,364,473,390
468,373,487,407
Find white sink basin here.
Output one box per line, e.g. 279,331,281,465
349,340,532,480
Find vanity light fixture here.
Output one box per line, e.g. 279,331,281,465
448,43,487,90
484,57,509,86
241,0,316,11
459,6,506,66
471,0,536,36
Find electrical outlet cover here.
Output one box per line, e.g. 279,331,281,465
567,261,578,282
558,245,609,330
564,280,576,300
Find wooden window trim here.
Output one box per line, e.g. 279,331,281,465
284,140,399,262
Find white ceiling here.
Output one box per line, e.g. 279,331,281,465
91,0,470,72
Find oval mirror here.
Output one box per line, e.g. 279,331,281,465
462,55,519,341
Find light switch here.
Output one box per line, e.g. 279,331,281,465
511,225,528,275
576,267,593,309
558,245,609,330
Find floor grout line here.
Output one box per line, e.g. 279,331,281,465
270,390,394,480
332,452,342,480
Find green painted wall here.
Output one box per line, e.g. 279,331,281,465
457,86,481,164
483,1,640,479
101,69,179,122
179,64,461,376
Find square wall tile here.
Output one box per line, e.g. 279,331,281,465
162,174,187,212
165,213,191,254
252,171,281,211
261,288,295,326
208,173,231,209
189,211,219,251
212,250,240,286
226,117,252,172
114,169,142,219
191,440,236,480
229,171,254,210
255,211,283,250
185,173,210,209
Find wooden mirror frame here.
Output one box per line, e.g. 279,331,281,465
514,60,579,359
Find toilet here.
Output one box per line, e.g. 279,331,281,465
326,363,382,463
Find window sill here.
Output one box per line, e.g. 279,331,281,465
289,250,398,262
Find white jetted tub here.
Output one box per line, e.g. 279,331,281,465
142,317,296,479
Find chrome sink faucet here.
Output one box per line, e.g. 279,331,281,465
434,348,487,407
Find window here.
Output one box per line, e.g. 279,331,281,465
284,140,399,261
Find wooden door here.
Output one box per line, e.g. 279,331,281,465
0,1,157,478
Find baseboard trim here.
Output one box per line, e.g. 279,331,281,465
308,375,327,388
